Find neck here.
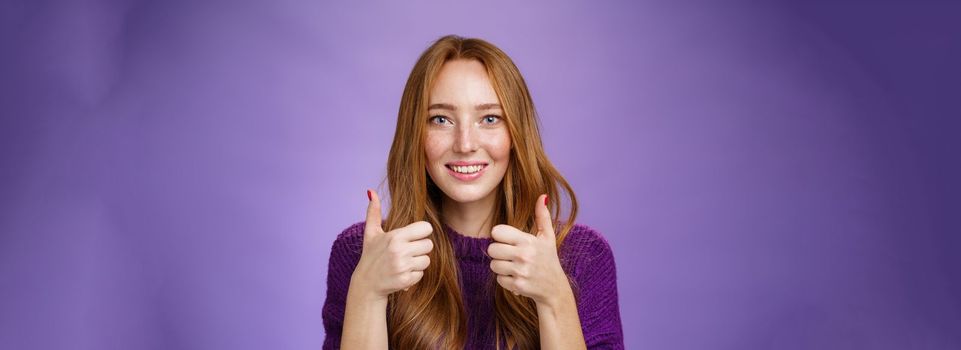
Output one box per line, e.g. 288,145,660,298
441,191,497,238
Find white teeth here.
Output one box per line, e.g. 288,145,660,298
450,165,484,174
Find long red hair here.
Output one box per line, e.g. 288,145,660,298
380,34,578,349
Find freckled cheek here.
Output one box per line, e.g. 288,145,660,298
485,131,512,161
423,134,449,164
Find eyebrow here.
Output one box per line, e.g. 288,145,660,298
427,103,502,111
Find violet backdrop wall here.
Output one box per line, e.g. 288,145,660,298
1,0,959,349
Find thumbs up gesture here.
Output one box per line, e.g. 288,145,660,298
487,194,570,306
349,189,435,301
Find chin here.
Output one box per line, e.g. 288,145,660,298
441,185,496,204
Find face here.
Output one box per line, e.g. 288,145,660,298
424,59,511,205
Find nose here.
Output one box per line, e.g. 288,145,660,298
453,123,478,153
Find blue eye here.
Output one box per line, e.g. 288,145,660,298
483,115,501,124
430,116,451,125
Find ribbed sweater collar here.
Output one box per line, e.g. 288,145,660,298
442,223,493,260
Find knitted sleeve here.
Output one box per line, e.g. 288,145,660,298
322,222,366,350
562,224,625,349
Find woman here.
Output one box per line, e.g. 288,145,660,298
323,35,623,349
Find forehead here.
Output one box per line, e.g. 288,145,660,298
428,59,500,104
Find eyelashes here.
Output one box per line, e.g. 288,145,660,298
428,116,451,125
428,115,502,125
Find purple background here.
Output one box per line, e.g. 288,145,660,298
2,0,959,349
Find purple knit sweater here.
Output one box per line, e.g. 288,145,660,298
322,221,624,349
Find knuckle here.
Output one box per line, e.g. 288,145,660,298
403,272,416,285
387,245,400,258
416,221,432,232
514,279,527,290
387,243,403,255
519,266,530,278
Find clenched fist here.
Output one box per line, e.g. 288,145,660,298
349,189,434,300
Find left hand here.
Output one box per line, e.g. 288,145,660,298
487,194,572,306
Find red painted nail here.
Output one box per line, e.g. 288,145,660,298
367,190,372,201
544,195,548,206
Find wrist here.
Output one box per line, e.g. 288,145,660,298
347,274,389,305
536,278,576,311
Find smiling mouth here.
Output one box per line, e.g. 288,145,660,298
445,164,488,174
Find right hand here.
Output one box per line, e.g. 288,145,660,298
349,189,434,300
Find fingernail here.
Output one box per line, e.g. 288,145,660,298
544,194,548,206
367,190,372,201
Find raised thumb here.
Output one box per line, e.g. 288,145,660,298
534,193,555,239
365,189,383,235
